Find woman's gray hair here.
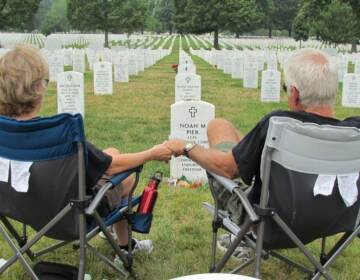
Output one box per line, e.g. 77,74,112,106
284,48,338,107
0,44,48,117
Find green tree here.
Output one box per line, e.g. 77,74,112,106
41,0,70,34
316,0,359,47
67,0,147,47
154,0,175,33
226,0,263,38
292,10,310,46
258,0,276,38
274,0,300,37
0,0,41,31
174,0,262,49
298,0,360,51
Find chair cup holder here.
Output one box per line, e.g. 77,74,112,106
129,213,153,234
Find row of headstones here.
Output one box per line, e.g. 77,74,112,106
47,48,170,81
190,46,360,107
55,39,173,116
57,47,171,117
191,48,282,102
196,34,351,53
170,50,215,183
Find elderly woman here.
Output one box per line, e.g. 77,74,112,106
0,44,172,254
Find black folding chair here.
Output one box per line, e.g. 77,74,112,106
204,116,360,279
0,113,152,280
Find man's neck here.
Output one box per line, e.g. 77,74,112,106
302,106,334,118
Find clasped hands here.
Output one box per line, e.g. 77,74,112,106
149,139,187,162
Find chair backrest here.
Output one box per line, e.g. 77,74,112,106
260,116,360,249
0,113,86,240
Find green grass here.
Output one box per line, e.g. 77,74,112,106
1,37,360,280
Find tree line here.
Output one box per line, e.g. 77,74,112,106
0,0,358,51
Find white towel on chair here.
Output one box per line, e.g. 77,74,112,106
314,173,359,207
10,160,33,193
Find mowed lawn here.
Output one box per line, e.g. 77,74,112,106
1,37,360,280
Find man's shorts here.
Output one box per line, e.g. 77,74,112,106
209,141,249,225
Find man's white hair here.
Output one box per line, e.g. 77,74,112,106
284,48,338,107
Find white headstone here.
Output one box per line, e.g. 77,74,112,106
178,64,196,74
57,71,84,116
170,100,215,182
93,62,113,95
243,55,258,89
231,55,244,79
114,64,129,83
354,58,360,75
261,70,281,102
49,54,64,82
128,54,139,75
267,55,278,70
72,50,85,73
338,57,348,83
175,73,201,102
342,74,360,108
44,37,62,51
223,56,233,74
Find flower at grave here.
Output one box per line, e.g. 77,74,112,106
171,64,179,73
176,175,203,189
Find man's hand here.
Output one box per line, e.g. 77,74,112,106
165,139,187,157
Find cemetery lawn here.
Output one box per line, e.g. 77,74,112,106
1,38,360,280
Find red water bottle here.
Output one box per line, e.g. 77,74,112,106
137,172,162,214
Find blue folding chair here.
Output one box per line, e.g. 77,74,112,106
0,113,153,280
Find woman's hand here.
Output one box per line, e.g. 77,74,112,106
164,139,186,157
148,143,173,162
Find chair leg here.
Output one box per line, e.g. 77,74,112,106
209,201,220,272
214,217,252,273
78,212,87,280
0,217,34,259
272,213,333,280
254,219,265,279
311,226,360,280
92,211,131,269
0,223,39,280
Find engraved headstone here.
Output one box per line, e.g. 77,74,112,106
72,50,85,73
342,74,360,108
175,73,201,102
261,70,281,102
57,71,84,116
49,54,64,82
243,55,258,89
93,62,113,95
170,100,215,182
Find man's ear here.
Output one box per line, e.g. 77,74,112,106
292,86,300,105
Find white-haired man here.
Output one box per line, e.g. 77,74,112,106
165,48,360,257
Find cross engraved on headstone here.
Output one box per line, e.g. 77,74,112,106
186,77,191,84
189,107,198,118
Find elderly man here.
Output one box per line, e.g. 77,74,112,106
165,48,360,256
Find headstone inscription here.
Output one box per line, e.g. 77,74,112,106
57,71,84,116
93,62,113,95
342,73,360,108
175,73,201,102
261,70,281,102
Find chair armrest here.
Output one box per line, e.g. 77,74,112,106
109,165,143,186
209,172,259,223
86,166,143,215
